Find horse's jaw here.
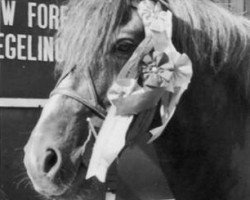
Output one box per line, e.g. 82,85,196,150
23,95,105,200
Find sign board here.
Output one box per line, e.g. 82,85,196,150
0,0,249,100
0,0,65,98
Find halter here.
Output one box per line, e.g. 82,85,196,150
49,0,171,141
49,65,117,195
50,66,116,196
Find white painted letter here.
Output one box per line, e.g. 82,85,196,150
27,35,36,61
1,0,16,26
49,4,59,30
43,36,54,62
17,34,26,60
28,2,37,28
38,4,48,29
37,36,43,61
5,33,16,59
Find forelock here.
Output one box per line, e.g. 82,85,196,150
55,0,132,77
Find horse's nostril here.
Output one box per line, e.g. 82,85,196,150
43,149,58,174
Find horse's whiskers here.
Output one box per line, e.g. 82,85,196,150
24,180,32,189
14,147,24,151
35,192,48,200
14,171,27,179
15,175,31,189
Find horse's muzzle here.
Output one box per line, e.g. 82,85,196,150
23,137,67,196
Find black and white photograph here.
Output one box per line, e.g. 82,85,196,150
0,0,250,200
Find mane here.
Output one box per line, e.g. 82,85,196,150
55,0,250,75
167,0,250,72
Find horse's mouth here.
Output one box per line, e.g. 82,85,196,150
28,161,86,199
49,163,87,198
41,162,103,200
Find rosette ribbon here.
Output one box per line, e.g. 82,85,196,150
86,0,193,182
138,0,173,52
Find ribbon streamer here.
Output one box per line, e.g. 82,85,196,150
86,80,136,182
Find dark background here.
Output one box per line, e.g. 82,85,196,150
0,0,59,98
0,0,250,200
0,0,61,199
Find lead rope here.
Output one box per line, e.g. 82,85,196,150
79,118,98,158
87,118,98,139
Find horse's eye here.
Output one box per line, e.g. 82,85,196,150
115,39,136,54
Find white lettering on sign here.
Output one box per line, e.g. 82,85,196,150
0,1,67,62
38,4,48,29
49,4,59,29
27,35,36,61
28,2,37,28
27,3,67,29
0,33,59,62
43,37,53,62
38,36,43,61
5,33,16,59
17,34,27,60
1,0,16,26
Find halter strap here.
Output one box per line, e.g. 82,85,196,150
50,67,106,119
50,88,106,118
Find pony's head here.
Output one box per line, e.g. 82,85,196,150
24,0,144,199
23,0,250,199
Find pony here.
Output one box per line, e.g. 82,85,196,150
23,0,250,199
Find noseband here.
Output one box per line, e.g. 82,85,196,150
50,66,106,119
